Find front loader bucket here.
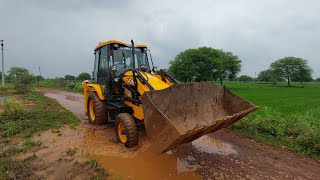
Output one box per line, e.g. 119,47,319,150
141,82,258,154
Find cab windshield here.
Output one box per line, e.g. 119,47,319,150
112,46,150,74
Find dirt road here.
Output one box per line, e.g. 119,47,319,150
35,88,320,179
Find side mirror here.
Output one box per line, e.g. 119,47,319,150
152,67,158,73
140,64,148,72
111,65,117,73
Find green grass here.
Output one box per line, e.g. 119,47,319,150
0,157,24,179
0,92,79,138
0,87,80,179
23,139,42,150
222,81,320,159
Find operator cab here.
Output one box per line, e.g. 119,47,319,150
92,40,155,99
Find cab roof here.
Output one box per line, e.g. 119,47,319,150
95,40,147,51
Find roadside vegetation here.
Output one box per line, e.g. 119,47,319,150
39,78,84,93
0,68,81,179
224,81,320,159
38,73,91,93
0,91,79,138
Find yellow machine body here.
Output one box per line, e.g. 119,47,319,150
84,40,258,153
84,70,171,120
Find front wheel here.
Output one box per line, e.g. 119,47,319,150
87,92,107,125
115,113,138,148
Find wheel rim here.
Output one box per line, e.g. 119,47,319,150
89,100,95,121
118,123,127,143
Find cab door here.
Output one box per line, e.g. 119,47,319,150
97,46,109,84
92,49,100,83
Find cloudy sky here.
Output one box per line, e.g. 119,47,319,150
0,0,319,78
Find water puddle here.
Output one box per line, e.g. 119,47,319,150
94,149,200,180
44,92,85,119
84,127,200,179
192,135,237,155
42,90,202,180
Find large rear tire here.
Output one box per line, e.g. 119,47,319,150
87,92,107,125
115,113,138,148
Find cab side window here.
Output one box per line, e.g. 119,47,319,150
93,49,100,83
97,46,109,84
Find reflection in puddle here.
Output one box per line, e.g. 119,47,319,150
177,156,201,174
166,150,173,155
94,148,201,180
192,135,237,155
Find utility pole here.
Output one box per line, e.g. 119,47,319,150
1,40,4,86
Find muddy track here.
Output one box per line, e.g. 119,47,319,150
37,88,320,180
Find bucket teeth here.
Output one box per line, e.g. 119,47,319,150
141,82,258,154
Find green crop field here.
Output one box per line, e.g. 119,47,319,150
223,82,320,159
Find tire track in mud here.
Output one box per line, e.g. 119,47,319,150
37,88,320,180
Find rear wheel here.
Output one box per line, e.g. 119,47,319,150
87,92,107,125
115,113,138,148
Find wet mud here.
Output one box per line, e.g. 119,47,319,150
33,88,320,179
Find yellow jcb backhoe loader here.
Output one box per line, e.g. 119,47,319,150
83,40,258,153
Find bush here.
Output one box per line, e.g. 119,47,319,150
238,75,253,82
0,86,10,95
13,74,35,94
231,106,320,159
0,98,27,121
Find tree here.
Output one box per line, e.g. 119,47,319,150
238,75,253,82
5,67,35,93
258,69,273,84
7,67,29,79
216,50,242,84
77,72,91,80
291,67,313,84
270,57,312,86
169,47,220,82
169,47,241,83
14,74,35,94
65,75,76,80
316,78,320,82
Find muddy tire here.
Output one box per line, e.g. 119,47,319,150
87,92,107,125
115,113,138,148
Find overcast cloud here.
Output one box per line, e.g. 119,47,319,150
0,0,319,78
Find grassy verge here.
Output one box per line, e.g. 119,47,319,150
39,79,83,93
223,82,320,159
0,91,79,138
0,87,80,179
